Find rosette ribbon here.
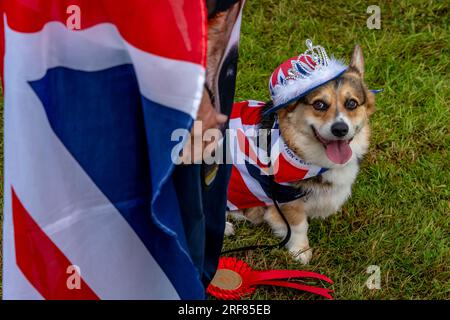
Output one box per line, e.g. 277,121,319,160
207,257,334,300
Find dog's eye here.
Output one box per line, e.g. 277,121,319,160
345,99,358,110
312,100,328,111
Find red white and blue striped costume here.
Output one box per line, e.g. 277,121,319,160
227,100,328,210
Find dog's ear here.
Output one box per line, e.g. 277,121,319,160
350,45,364,78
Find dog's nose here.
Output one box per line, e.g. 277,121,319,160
331,122,349,137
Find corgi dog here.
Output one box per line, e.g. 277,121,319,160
226,45,375,264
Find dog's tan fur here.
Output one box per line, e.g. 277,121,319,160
229,46,375,264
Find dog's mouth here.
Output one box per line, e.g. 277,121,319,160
311,126,353,165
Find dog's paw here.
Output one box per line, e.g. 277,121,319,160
227,210,246,221
289,246,312,265
224,221,235,236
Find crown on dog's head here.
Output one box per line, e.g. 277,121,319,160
284,39,332,81
266,39,348,115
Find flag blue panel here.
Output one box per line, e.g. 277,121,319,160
29,65,205,299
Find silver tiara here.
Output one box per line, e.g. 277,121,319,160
285,39,331,81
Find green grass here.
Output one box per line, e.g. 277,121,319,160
0,0,448,300
223,0,449,299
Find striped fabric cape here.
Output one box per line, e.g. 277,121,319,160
227,100,328,210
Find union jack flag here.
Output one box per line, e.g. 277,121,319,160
1,0,208,299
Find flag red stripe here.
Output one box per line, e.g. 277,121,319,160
227,167,266,209
4,0,207,65
11,187,99,300
230,101,262,124
274,154,308,183
230,101,245,119
0,0,4,90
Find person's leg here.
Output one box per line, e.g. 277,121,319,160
201,163,232,284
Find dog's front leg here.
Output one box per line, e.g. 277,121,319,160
265,201,312,264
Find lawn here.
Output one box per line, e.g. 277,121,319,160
222,0,449,299
0,0,448,300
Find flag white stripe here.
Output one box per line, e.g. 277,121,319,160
247,100,266,107
4,17,204,118
226,200,238,211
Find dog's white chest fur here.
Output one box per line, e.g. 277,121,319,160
303,159,359,219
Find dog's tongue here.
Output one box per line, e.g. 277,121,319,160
325,140,352,164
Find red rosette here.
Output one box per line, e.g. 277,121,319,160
207,257,334,300
207,257,256,300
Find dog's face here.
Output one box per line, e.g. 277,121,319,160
278,45,375,168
